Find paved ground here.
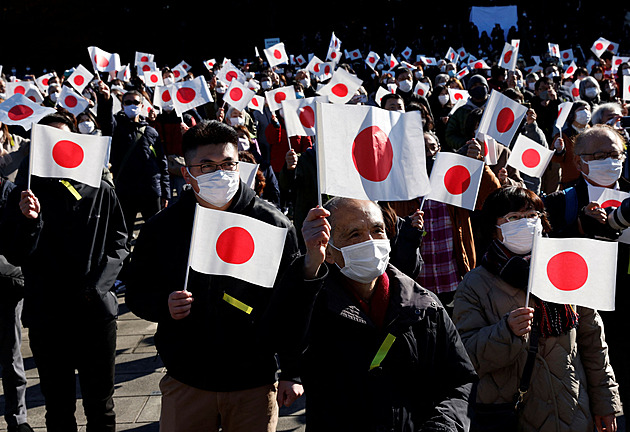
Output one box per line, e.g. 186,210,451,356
0,294,306,431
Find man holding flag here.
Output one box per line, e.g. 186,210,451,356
124,120,301,432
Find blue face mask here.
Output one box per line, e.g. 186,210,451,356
447,70,456,77
296,92,305,99
124,104,142,118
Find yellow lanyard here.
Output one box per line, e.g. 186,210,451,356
369,333,396,370
222,293,253,314
60,180,82,200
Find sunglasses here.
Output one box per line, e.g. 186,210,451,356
123,99,141,106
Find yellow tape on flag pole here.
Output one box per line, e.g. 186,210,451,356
369,333,396,370
222,293,253,314
60,180,82,200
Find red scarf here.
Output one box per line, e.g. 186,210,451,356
346,272,390,328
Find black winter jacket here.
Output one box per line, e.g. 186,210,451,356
125,185,300,391
0,177,23,300
271,258,477,432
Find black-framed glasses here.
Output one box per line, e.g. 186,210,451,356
123,99,141,106
578,151,626,162
188,161,239,174
501,210,542,223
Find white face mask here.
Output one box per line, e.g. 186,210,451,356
528,82,536,91
438,94,450,105
397,79,413,93
124,104,142,118
498,217,542,255
299,78,310,88
594,73,603,80
187,168,240,207
229,116,245,126
574,110,591,125
261,80,272,90
49,92,59,103
78,120,95,134
581,157,623,186
163,77,174,85
584,87,598,99
329,238,391,284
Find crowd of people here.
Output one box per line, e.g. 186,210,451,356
0,17,629,432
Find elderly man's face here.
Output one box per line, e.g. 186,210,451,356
325,200,387,268
574,129,625,186
600,108,621,125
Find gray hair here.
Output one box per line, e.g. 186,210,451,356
592,102,623,125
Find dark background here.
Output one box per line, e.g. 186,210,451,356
1,0,628,76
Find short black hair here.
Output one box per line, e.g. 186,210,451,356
380,92,404,108
38,112,77,133
182,120,239,163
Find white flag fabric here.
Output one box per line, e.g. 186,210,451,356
365,52,380,70
511,39,520,49
248,95,265,113
507,134,554,178
588,185,630,244
401,47,412,60
24,86,44,104
135,52,154,65
387,54,399,70
498,43,518,70
623,76,630,102
421,56,438,66
217,62,246,85
117,65,131,82
471,59,490,69
476,132,498,166
0,94,56,130
57,86,89,117
548,43,560,58
35,73,55,94
153,86,173,111
478,90,528,146
375,86,390,107
5,82,37,98
224,79,255,112
68,65,94,93
326,46,342,64
591,37,611,57
347,49,362,61
317,68,363,104
204,58,216,72
560,49,574,63
329,32,342,50
239,161,259,189
563,62,578,79
176,60,191,72
88,46,120,72
316,104,430,201
569,82,581,100
264,42,289,67
312,62,334,82
457,47,468,59
30,124,110,188
295,55,307,66
143,70,164,87
456,68,470,80
137,61,157,75
555,102,573,131
188,205,288,288
171,76,214,116
307,55,324,75
445,47,458,63
265,86,296,112
448,89,469,105
612,56,630,72
282,96,329,137
171,64,187,82
426,152,484,211
530,237,617,311
414,82,430,98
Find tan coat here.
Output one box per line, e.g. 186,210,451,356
453,266,622,432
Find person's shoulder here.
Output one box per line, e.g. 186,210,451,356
458,265,495,292
387,264,441,311
248,195,293,229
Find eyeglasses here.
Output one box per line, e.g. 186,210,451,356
123,99,141,106
578,151,626,162
188,161,239,174
500,210,542,223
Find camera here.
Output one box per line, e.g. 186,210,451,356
607,197,630,231
619,116,630,129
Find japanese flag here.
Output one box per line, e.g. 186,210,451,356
248,95,265,113
329,32,342,50
30,124,110,188
457,47,468,59
445,47,458,63
476,132,498,166
295,55,307,66
171,76,214,117
478,90,528,146
57,86,89,117
414,82,430,98
88,46,120,73
135,51,154,66
588,185,630,244
239,161,259,189
307,55,324,74
326,46,342,64
375,86,390,107
144,70,164,87
448,89,468,104
24,86,44,104
348,49,362,61
117,65,131,82
312,62,334,81
188,205,288,288
388,54,399,71
548,43,560,58
529,237,617,311
265,85,296,112
421,56,438,66
0,94,56,130
570,82,581,100
623,76,630,102
137,63,157,77
204,58,216,72
499,43,518,71
563,62,578,79
612,56,630,73
5,82,37,98
217,62,246,85
68,65,94,93
153,86,173,111
35,73,55,95
507,134,554,178
176,60,192,72
467,54,478,65
401,47,412,60
556,102,573,130
607,41,620,54
456,67,470,80
317,104,430,201
591,37,611,57
264,42,289,67
426,152,484,211
511,39,520,49
224,79,255,112
365,52,380,70
282,96,329,137
560,49,574,63
171,64,187,82
317,68,363,104
471,59,490,69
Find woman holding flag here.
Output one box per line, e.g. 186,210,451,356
453,186,621,432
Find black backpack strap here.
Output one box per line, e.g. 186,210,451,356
515,330,539,410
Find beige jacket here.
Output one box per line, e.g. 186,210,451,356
453,266,622,432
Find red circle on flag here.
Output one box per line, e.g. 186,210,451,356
162,89,172,103
483,142,488,157
150,74,158,83
299,106,315,128
522,148,541,168
216,226,255,265
332,83,348,98
503,51,513,64
566,67,574,75
390,60,395,68
252,97,259,107
141,55,149,62
142,65,150,72
174,70,181,78
183,64,189,70
475,62,483,68
331,51,337,59
95,55,109,68
15,86,25,95
596,43,604,51
324,65,331,74
52,140,84,169
368,56,375,64
460,51,465,56
226,71,238,82
608,44,615,51
454,93,463,101
74,75,85,86
353,53,359,58
444,165,471,195
176,87,196,104
314,63,321,73
274,49,282,59
601,199,622,208
563,52,569,59
65,95,78,108
230,87,243,101
572,87,580,97
547,251,588,291
352,126,394,182
274,91,286,104
7,105,33,121
496,108,515,133
42,78,49,86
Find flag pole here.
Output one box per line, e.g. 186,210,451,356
183,204,200,292
315,103,323,207
418,196,426,212
27,125,35,191
524,226,542,309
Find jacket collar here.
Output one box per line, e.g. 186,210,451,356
179,180,255,215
